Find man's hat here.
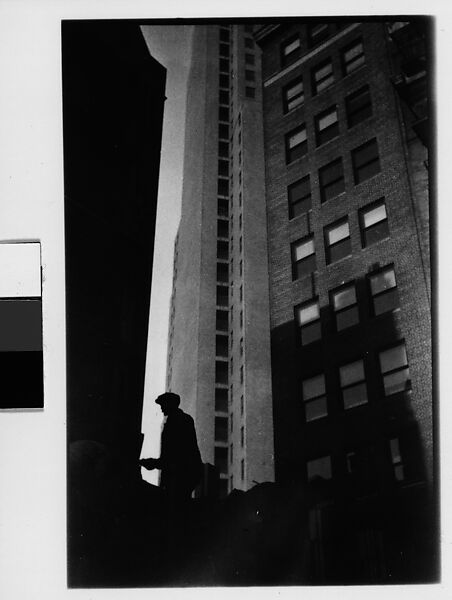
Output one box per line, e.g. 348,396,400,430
155,392,180,408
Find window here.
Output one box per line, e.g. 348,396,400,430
291,237,316,279
240,365,244,384
369,265,400,315
240,310,243,329
307,455,332,482
241,459,245,480
312,59,334,94
239,259,243,277
283,77,304,113
379,342,411,396
324,218,351,264
245,86,255,98
219,43,229,58
215,416,228,442
319,158,344,202
230,444,233,464
295,299,321,345
219,73,229,88
219,123,229,140
215,388,228,412
331,282,359,331
245,53,254,65
285,125,307,163
240,426,244,447
340,359,367,409
215,446,228,474
216,285,228,307
288,176,311,219
281,35,301,66
218,179,228,197
307,23,333,47
360,199,389,247
230,356,233,375
240,395,244,416
216,335,228,357
315,106,339,146
216,263,228,283
219,28,230,43
389,438,405,481
219,89,229,104
217,240,228,260
218,159,229,177
345,447,374,490
346,85,372,127
217,198,228,217
216,310,228,331
218,141,229,157
342,39,365,75
245,69,255,82
217,219,228,238
239,284,243,302
352,138,380,184
219,57,229,73
239,337,244,356
219,105,229,122
245,37,254,49
302,374,328,421
215,361,228,385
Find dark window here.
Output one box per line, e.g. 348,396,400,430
215,361,228,385
240,337,244,356
369,265,400,316
218,141,229,157
245,69,255,82
217,240,229,260
352,138,381,184
215,388,228,412
217,178,229,196
219,73,229,88
241,459,245,480
331,282,359,331
217,219,228,238
215,446,228,474
215,416,228,442
218,198,228,217
379,342,411,396
319,157,344,202
219,106,229,122
240,395,244,415
342,38,365,75
245,53,255,65
340,359,368,409
219,89,229,104
281,35,301,66
240,365,244,384
312,59,334,94
245,37,254,49
295,299,321,345
346,85,372,127
216,285,229,307
219,123,229,139
307,455,332,482
360,199,389,247
346,446,375,490
245,86,255,98
230,443,233,463
285,125,307,163
288,175,311,219
389,438,405,481
240,426,244,447
307,22,333,47
240,310,243,329
219,28,230,43
219,57,229,73
291,237,316,279
216,263,228,283
219,43,229,58
302,374,327,421
218,159,229,177
325,218,351,264
244,25,254,33
283,77,304,113
315,105,339,146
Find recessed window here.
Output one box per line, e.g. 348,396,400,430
214,416,228,442
288,175,311,219
217,262,228,283
340,359,368,409
219,89,229,104
379,342,411,396
283,77,304,113
219,105,229,122
319,157,345,202
214,446,228,474
245,86,255,98
218,141,229,157
360,199,389,247
295,299,321,345
217,240,229,260
285,125,307,163
240,365,244,384
331,282,359,331
219,28,230,43
312,59,334,94
245,69,255,82
217,178,228,197
216,285,228,307
217,198,228,217
219,43,229,58
217,219,228,238
302,374,328,421
215,334,228,358
315,106,339,146
219,57,229,73
215,388,228,412
240,426,244,447
325,218,351,264
245,53,255,65
389,438,405,481
216,310,228,332
219,123,229,140
281,35,301,66
342,39,365,75
218,159,229,177
352,138,381,184
346,85,372,128
307,455,332,482
369,266,400,316
219,73,229,88
245,37,254,49
215,361,228,385
291,237,316,279
307,23,333,47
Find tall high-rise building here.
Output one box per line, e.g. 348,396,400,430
167,19,435,581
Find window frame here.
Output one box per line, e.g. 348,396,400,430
281,34,301,67
368,264,400,316
283,76,304,113
339,358,368,409
312,58,334,95
291,236,316,280
294,298,322,346
352,138,381,184
319,157,345,203
302,373,328,422
346,85,372,128
324,217,352,264
360,198,390,247
342,38,365,75
285,124,308,163
379,341,411,397
330,281,359,331
288,175,311,219
315,105,339,146
307,455,332,482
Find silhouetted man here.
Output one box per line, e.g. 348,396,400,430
140,392,203,502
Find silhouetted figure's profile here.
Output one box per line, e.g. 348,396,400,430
141,392,203,501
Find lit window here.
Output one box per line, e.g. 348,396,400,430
340,359,367,409
302,374,328,421
319,157,345,202
369,265,399,316
283,77,304,112
295,299,321,345
285,125,307,163
346,85,372,128
389,438,405,481
325,218,351,264
352,138,380,184
307,455,332,482
307,23,332,47
342,39,365,75
288,175,311,219
312,59,334,94
281,35,301,66
360,199,389,247
331,283,359,331
379,343,411,396
315,106,339,146
291,237,316,279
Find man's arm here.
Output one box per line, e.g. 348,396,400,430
139,457,162,470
